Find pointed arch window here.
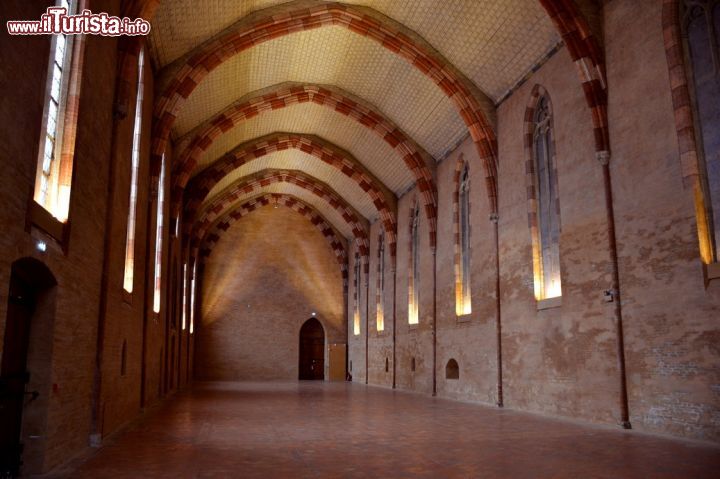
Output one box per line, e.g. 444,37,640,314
152,156,166,313
33,0,86,226
376,231,385,332
123,48,145,293
681,0,720,262
408,204,420,324
528,91,562,300
189,261,197,334
181,262,188,330
456,162,472,315
353,251,361,335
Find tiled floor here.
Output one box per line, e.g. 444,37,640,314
51,382,720,478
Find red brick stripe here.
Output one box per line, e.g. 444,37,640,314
182,132,398,258
150,2,503,245
190,169,369,260
539,0,608,154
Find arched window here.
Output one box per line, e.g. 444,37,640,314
189,261,197,334
682,0,720,261
353,251,361,335
456,161,472,315
33,0,86,225
408,204,420,324
152,156,166,313
181,262,188,330
526,89,562,301
376,231,385,331
123,48,145,293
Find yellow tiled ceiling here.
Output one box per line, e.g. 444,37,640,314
187,101,414,196
170,25,465,161
203,149,379,222
210,182,357,240
148,0,560,102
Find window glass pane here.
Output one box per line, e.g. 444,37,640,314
55,35,66,64
533,95,561,299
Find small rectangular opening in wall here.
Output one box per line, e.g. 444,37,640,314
705,262,720,282
411,357,416,372
537,296,562,311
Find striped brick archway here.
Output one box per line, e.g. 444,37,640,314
173,83,425,245
182,132,398,257
124,0,609,222
538,0,608,155
190,169,370,260
149,1,501,242
198,193,349,280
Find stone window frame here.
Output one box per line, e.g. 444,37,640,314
454,156,473,318
376,229,385,332
408,201,421,325
123,47,146,298
663,0,720,283
524,85,563,309
28,0,88,251
152,156,166,313
353,248,361,336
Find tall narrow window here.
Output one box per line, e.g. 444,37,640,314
529,92,562,300
34,0,85,223
189,261,197,334
152,157,166,313
408,204,420,324
123,48,145,293
682,0,720,260
456,163,472,315
181,262,188,330
376,231,385,331
353,251,361,335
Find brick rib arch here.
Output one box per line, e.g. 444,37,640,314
150,1,502,244
199,193,348,280
191,169,370,259
184,132,398,257
129,0,608,228
538,0,608,153
173,83,429,246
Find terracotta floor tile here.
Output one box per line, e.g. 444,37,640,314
47,382,720,478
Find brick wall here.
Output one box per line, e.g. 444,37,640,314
348,0,720,443
196,206,345,381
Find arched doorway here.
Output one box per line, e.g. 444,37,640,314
298,318,325,380
0,257,57,477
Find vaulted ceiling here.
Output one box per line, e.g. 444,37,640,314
144,0,566,260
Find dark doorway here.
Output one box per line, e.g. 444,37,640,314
0,258,56,477
298,318,325,380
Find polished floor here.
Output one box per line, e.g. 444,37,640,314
51,382,720,478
